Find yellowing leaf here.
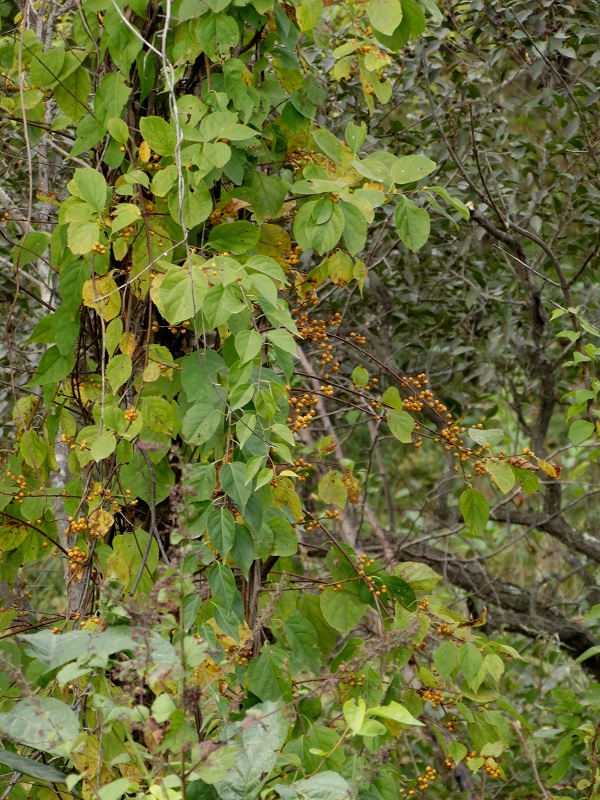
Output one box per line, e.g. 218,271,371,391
88,508,114,539
82,274,121,321
536,458,561,479
138,140,151,163
119,331,137,358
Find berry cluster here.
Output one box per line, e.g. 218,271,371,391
337,664,366,688
418,687,446,708
91,241,107,256
444,715,459,733
145,153,162,170
483,757,502,778
434,623,453,636
416,766,437,790
121,224,136,243
287,392,319,433
66,516,88,535
283,244,302,271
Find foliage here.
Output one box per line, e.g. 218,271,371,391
1,0,600,799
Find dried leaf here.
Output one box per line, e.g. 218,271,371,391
507,456,538,471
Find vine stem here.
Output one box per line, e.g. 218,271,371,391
512,721,550,799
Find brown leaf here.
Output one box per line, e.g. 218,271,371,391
343,470,361,504
507,456,538,471
221,198,250,217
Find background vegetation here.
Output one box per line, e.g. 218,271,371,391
1,0,600,798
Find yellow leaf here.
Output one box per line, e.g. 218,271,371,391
88,508,114,539
72,733,113,788
458,607,487,628
82,274,121,321
535,458,560,479
119,331,137,357
138,140,151,163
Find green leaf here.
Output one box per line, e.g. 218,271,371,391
19,429,46,470
488,461,515,493
345,122,367,154
467,427,505,447
387,408,415,443
427,185,470,219
343,698,367,734
182,405,223,445
318,471,347,509
139,116,176,156
98,778,136,800
485,654,504,682
294,200,345,255
266,329,298,357
568,419,595,445
196,14,240,61
106,353,132,394
140,396,174,434
511,466,539,495
215,703,288,798
107,118,129,144
458,642,483,680
297,0,324,31
320,588,367,633
208,221,260,254
208,562,239,609
368,0,403,35
311,128,343,165
235,329,263,364
276,773,351,800
91,432,117,462
188,463,217,501
159,266,208,324
282,612,320,672
251,172,288,218
369,701,424,726
207,507,236,557
328,251,354,287
269,517,298,556
352,367,369,387
392,155,436,184
433,641,459,680
70,167,108,213
199,111,257,143
394,196,430,252
394,561,441,591
448,742,467,764
13,231,50,268
151,165,179,197
575,645,600,664
219,462,252,513
247,644,292,701
0,749,67,784
68,221,101,255
0,697,79,757
459,488,489,534
29,346,75,386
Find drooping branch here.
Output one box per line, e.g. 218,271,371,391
397,537,600,681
